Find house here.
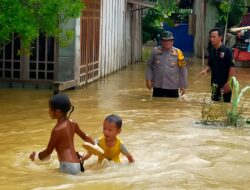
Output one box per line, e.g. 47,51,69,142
0,0,155,91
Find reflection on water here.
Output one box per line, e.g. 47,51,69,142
0,59,250,189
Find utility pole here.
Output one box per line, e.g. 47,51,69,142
223,0,231,44
201,0,205,68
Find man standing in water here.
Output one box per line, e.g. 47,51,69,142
199,28,235,102
145,31,188,97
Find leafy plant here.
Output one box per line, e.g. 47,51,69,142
0,0,84,54
142,7,165,43
208,0,247,28
142,0,192,43
227,77,250,127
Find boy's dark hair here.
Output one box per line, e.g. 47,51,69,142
209,27,223,37
105,114,122,129
49,93,74,117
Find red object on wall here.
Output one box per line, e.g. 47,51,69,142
233,48,250,62
240,13,250,26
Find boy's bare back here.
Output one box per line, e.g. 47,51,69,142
39,119,92,163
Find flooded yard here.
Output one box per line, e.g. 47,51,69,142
0,58,250,190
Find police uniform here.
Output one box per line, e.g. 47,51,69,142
145,46,188,97
208,44,234,102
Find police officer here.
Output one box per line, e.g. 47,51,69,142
199,28,235,102
145,31,188,97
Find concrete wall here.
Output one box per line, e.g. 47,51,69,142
57,19,76,82
193,0,218,57
74,18,81,86
204,3,218,56
131,4,142,63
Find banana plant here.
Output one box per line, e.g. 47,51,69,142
228,77,250,126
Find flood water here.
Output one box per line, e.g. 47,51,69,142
0,58,250,190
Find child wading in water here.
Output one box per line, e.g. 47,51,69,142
30,93,94,175
83,114,134,163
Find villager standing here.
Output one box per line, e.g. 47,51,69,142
145,31,188,97
199,28,235,102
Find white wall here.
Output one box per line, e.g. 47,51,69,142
99,0,127,77
74,18,81,85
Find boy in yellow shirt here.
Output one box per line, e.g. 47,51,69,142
83,114,134,163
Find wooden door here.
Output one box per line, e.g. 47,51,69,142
80,0,101,85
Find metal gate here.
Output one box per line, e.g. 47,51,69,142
0,34,57,82
80,0,100,85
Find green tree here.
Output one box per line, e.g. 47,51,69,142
143,0,176,43
208,0,247,28
142,8,164,43
0,0,84,53
142,0,191,43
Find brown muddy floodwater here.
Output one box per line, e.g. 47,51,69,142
0,58,250,190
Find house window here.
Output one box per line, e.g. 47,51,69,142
0,34,21,79
29,35,56,80
0,34,56,81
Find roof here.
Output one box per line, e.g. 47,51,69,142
127,0,156,9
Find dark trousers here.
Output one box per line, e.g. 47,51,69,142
153,88,179,98
211,87,232,103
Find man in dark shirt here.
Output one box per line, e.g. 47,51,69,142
199,28,235,102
